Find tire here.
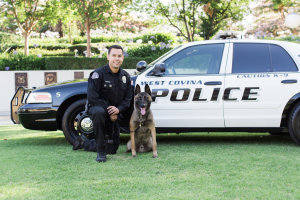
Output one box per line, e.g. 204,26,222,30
62,99,95,145
288,103,300,145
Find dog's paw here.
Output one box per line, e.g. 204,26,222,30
152,154,158,158
132,153,137,157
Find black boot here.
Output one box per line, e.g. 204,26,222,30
72,134,87,150
96,152,107,162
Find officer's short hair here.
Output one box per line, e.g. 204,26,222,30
108,45,123,54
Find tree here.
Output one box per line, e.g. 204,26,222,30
3,0,53,56
70,0,131,57
155,0,201,42
272,0,294,19
132,0,250,41
200,0,250,40
42,0,79,42
248,0,299,37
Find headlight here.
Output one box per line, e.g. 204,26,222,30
26,92,52,103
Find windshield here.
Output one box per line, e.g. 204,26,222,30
139,45,183,74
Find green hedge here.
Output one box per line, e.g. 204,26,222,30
73,36,125,44
72,33,176,45
68,45,100,55
0,56,155,71
0,55,45,70
0,32,21,53
7,44,70,53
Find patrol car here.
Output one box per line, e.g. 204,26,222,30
11,40,300,146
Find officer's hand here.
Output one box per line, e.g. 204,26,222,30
110,114,118,122
107,106,119,115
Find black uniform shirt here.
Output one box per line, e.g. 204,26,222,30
87,65,132,114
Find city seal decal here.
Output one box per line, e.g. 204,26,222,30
91,72,99,79
122,76,126,83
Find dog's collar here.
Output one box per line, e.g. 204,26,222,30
138,115,147,127
139,121,145,127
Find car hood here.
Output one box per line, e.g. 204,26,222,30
37,79,88,89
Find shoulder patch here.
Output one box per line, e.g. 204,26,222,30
91,72,99,79
122,76,127,84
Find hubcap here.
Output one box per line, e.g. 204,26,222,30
80,117,93,132
74,111,94,136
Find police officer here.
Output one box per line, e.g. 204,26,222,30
87,45,132,162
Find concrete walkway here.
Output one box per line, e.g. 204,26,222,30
0,112,14,126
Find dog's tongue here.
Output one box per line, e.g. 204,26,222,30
141,108,146,115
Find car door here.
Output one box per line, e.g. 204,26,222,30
135,42,229,128
224,42,299,127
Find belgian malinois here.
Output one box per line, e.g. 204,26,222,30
127,84,158,158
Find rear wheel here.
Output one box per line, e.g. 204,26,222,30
62,99,94,145
288,103,300,145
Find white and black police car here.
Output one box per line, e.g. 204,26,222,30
11,40,300,146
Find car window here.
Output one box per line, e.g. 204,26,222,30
163,44,224,75
232,43,271,73
269,44,298,72
232,43,298,73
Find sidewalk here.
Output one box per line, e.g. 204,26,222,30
0,112,14,126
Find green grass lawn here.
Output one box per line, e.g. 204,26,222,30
1,125,300,200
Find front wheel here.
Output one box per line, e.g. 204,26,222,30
288,103,300,145
62,99,95,145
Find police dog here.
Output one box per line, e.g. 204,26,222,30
127,84,158,158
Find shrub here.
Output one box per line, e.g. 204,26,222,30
68,45,100,56
0,55,155,70
7,44,70,53
0,54,45,70
278,36,300,43
0,32,21,53
13,48,73,57
73,36,126,44
127,44,172,58
133,33,176,44
72,37,86,44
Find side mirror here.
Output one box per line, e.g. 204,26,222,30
151,63,166,76
136,61,147,72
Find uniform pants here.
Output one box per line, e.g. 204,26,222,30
89,105,120,153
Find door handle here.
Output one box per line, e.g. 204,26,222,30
204,81,222,85
281,79,297,84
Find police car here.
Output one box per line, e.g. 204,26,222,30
11,40,300,146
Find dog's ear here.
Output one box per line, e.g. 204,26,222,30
135,84,141,95
145,84,151,96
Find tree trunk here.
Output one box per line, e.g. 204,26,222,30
24,32,30,56
57,19,64,38
68,22,73,44
86,20,91,58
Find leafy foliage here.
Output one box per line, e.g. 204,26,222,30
132,0,250,40
0,54,45,70
134,33,176,44
72,36,123,45
0,32,21,53
0,55,155,70
199,0,250,40
127,45,172,57
70,0,131,57
2,0,54,55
